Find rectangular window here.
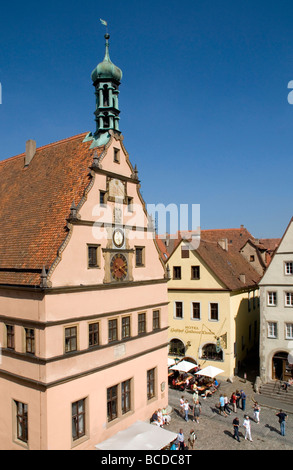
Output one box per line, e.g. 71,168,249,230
135,247,145,267
285,292,293,307
173,266,181,280
127,197,133,213
108,319,118,343
6,324,14,350
88,245,99,268
88,322,99,348
175,301,183,319
153,310,160,330
107,385,118,422
122,316,131,339
25,328,35,355
210,303,219,321
100,191,106,205
138,313,146,334
192,302,201,320
181,247,189,258
191,266,200,280
15,401,28,443
285,323,293,340
72,399,86,441
113,148,120,163
268,292,277,306
285,262,293,275
121,379,131,414
268,322,278,338
147,368,155,400
65,326,77,353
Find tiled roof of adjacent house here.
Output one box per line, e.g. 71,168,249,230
0,133,102,286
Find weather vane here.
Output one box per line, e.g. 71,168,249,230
100,18,108,35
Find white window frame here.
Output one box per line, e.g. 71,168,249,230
267,291,277,306
284,261,293,275
267,322,278,338
285,323,293,340
209,302,219,322
191,301,201,321
285,292,293,307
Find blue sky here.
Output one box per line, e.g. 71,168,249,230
0,0,292,238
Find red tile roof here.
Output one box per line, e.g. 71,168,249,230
0,133,103,286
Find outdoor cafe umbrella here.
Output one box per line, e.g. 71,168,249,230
169,360,196,373
195,365,224,379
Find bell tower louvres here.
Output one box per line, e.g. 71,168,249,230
85,32,123,148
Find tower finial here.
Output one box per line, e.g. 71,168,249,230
100,18,108,35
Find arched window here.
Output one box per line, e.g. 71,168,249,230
201,343,223,361
103,85,109,107
169,339,185,357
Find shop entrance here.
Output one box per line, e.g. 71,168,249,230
272,352,292,381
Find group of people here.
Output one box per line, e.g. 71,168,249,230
151,407,171,427
170,428,197,450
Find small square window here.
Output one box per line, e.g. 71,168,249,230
181,247,189,258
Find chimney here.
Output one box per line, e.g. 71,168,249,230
218,238,228,251
239,274,246,283
25,140,36,167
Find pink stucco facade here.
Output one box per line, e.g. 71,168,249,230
0,135,169,449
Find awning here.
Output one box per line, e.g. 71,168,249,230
169,360,196,373
195,365,224,378
95,420,177,450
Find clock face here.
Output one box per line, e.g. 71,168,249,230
113,229,124,248
110,253,128,281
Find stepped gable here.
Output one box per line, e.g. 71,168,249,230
0,133,103,286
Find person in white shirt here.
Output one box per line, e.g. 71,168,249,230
243,415,253,441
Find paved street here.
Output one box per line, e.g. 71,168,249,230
165,376,293,450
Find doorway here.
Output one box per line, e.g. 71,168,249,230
272,352,291,380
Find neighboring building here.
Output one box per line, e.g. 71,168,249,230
259,217,293,383
0,33,168,449
160,230,262,380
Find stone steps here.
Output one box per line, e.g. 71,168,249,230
259,381,293,406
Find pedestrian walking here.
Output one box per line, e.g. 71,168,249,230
183,399,191,422
177,429,185,450
224,394,231,414
243,415,253,441
193,399,201,423
219,394,228,417
179,395,185,416
187,429,197,450
233,416,240,442
192,387,199,407
253,402,260,423
236,389,241,408
276,409,288,436
240,390,246,411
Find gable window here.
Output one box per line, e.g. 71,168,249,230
138,312,146,334
285,262,293,275
113,148,120,163
135,247,145,267
210,303,219,321
173,266,181,280
6,324,15,350
267,292,277,306
181,247,189,258
88,322,99,348
88,245,100,268
72,398,86,441
65,326,77,353
268,322,278,338
192,302,201,320
153,310,160,330
285,292,293,307
191,266,200,280
25,328,35,355
15,401,28,444
127,197,133,213
108,319,118,343
174,301,183,319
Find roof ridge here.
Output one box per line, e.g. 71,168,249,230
0,131,89,165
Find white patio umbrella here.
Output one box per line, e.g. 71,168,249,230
168,358,176,367
194,365,224,378
169,360,197,373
